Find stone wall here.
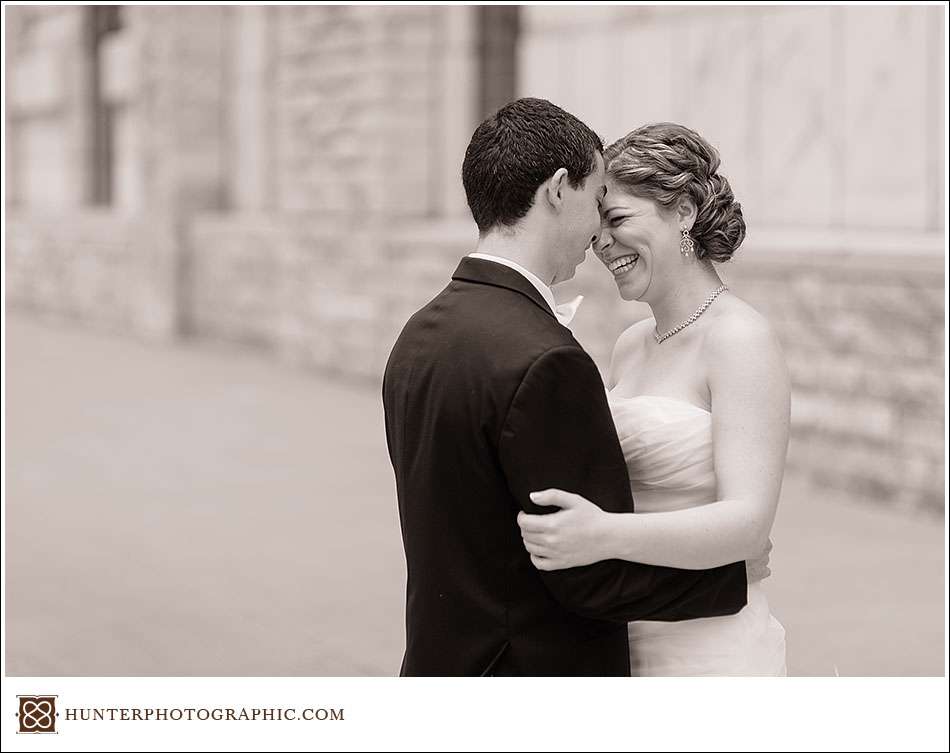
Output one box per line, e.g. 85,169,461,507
183,6,478,378
5,5,228,339
187,215,476,381
769,257,944,516
519,5,946,235
6,211,179,337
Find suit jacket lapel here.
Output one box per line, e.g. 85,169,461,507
451,256,557,321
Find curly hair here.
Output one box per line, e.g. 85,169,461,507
604,123,745,262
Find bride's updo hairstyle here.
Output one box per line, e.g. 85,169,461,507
604,123,745,262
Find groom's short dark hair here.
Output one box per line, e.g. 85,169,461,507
462,98,603,233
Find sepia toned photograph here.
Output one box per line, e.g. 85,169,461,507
3,2,946,682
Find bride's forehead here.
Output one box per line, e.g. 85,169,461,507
604,182,645,204
602,184,627,209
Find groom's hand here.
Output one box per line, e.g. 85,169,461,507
745,538,773,584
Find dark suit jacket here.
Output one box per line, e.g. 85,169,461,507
382,256,747,676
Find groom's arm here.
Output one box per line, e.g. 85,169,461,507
498,345,747,623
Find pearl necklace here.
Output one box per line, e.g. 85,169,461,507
654,284,728,344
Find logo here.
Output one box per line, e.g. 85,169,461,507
17,696,58,734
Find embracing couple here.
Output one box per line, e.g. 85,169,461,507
383,98,789,677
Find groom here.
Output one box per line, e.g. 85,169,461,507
383,98,747,676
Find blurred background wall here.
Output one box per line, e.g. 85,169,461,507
4,4,946,516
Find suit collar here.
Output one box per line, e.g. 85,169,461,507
451,256,556,320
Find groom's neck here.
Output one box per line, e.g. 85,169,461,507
474,229,555,286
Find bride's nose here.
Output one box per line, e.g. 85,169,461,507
593,228,614,258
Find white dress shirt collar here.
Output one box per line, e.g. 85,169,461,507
467,252,583,326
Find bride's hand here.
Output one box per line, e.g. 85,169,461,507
517,490,611,571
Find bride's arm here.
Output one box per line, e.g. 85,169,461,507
520,319,790,571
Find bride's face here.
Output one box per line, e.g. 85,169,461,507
594,180,680,301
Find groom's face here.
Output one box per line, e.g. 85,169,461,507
551,152,606,285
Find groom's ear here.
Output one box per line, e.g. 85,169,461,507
544,168,570,211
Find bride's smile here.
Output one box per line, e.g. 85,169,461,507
606,253,639,276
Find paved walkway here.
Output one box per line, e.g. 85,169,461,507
5,313,945,676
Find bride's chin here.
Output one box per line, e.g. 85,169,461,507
616,281,645,302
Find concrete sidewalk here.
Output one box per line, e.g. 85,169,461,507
5,313,945,676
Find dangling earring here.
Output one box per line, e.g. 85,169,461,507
680,227,695,258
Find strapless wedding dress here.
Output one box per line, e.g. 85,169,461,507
607,391,787,677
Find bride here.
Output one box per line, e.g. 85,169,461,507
518,123,789,676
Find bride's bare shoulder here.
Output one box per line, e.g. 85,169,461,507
705,297,780,348
607,318,654,386
702,298,788,387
